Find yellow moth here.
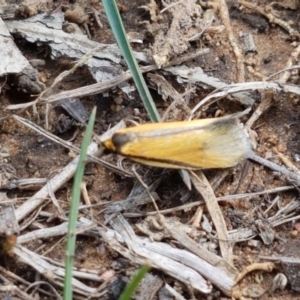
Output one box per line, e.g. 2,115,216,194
102,110,251,170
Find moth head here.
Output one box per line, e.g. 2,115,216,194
103,132,136,153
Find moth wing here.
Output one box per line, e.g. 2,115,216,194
118,117,250,169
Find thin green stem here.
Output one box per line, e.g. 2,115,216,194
119,265,151,300
63,107,96,300
101,0,161,122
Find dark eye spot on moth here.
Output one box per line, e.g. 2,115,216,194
112,133,134,151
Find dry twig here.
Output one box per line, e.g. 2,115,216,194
190,171,233,264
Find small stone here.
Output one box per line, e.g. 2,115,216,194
289,230,298,238
242,284,265,298
265,151,273,159
133,108,140,115
270,273,288,293
97,243,106,256
292,153,300,162
292,97,299,105
247,239,262,248
291,41,298,47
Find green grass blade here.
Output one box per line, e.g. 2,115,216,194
101,0,161,122
119,265,151,300
63,107,97,300
101,0,191,189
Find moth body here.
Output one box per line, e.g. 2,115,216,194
103,112,251,169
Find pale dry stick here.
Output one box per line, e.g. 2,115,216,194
164,284,187,300
259,255,300,263
15,121,128,222
31,221,46,230
181,87,196,103
162,216,239,278
266,64,300,81
189,206,203,228
42,48,207,104
81,181,94,219
35,243,47,254
272,213,300,227
7,70,132,110
85,279,116,300
103,212,119,226
189,81,300,116
0,266,57,298
86,285,114,300
123,185,295,218
263,195,280,215
13,115,131,177
11,178,47,190
247,151,300,185
25,281,62,300
184,80,193,106
245,90,273,130
19,200,51,231
72,222,97,236
107,214,214,294
47,180,67,220
132,165,160,214
12,115,80,152
101,192,160,215
42,236,66,256
244,90,300,183
239,0,298,37
6,46,107,111
273,147,300,176
0,274,9,285
147,72,190,122
0,283,36,300
200,0,245,82
42,255,103,277
45,103,50,130
188,14,214,42
160,0,185,13
6,48,209,109
235,262,276,284
268,198,299,223
278,44,300,84
38,211,53,218
161,90,193,121
20,244,102,283
14,244,99,295
0,198,16,205
15,142,97,222
210,169,229,190
189,170,233,265
18,222,93,244
46,46,105,90
14,116,125,220
91,7,103,28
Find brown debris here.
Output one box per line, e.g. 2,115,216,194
143,0,213,67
